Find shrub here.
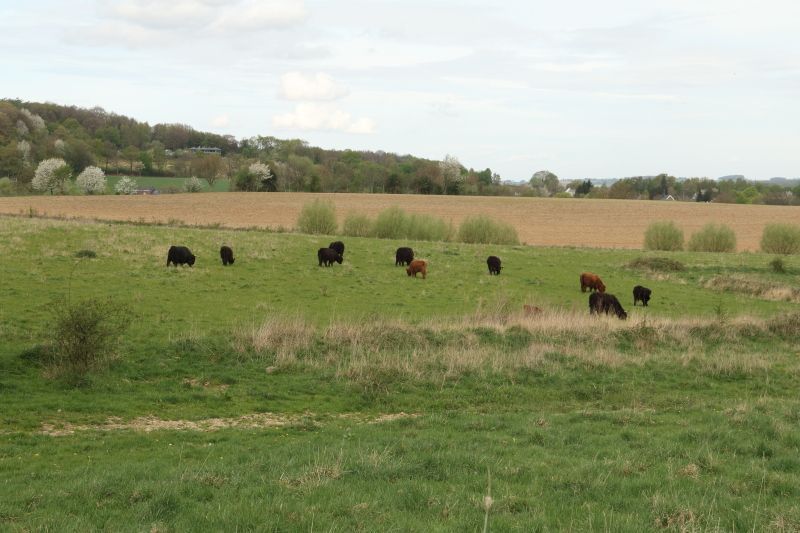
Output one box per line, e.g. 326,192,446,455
45,297,131,378
770,257,787,274
342,212,374,237
373,206,408,239
457,215,520,245
76,166,107,194
74,249,97,258
183,176,205,193
114,176,138,195
643,221,684,251
761,224,800,255
687,223,736,252
297,199,337,235
406,213,453,241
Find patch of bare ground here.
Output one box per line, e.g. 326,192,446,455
38,411,420,436
2,192,798,250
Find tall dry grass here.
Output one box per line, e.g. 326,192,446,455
231,308,795,384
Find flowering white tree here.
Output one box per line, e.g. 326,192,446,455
32,158,71,194
183,176,204,193
20,108,46,131
76,166,107,194
17,140,31,164
114,176,138,195
439,154,464,194
249,162,274,186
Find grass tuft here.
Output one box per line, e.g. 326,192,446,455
627,256,685,272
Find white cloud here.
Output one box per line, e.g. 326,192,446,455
210,0,307,32
272,103,375,134
279,72,348,101
97,0,306,32
211,113,230,127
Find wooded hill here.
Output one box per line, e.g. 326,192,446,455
0,99,506,195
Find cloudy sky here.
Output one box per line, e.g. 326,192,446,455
1,0,798,180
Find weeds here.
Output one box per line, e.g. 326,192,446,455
44,297,131,380
769,257,787,274
627,256,685,272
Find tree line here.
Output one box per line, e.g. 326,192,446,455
0,100,509,195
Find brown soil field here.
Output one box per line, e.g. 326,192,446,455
0,192,797,251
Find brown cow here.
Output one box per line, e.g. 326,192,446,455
580,272,606,293
406,259,427,279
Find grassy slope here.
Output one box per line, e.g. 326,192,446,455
1,216,800,531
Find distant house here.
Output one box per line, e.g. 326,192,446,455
661,194,675,201
190,146,222,155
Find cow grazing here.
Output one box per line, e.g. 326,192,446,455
523,304,542,316
395,247,414,266
220,245,235,266
487,256,502,275
589,292,627,320
317,247,343,267
633,285,652,306
580,272,606,293
167,245,195,267
406,259,427,279
329,241,345,256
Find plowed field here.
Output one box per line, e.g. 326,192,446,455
1,192,797,250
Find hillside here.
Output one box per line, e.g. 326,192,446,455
0,99,504,195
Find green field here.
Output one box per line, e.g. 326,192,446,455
105,175,232,193
1,216,800,531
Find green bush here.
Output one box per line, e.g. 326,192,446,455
341,212,375,237
46,297,131,378
373,206,408,239
687,223,737,252
297,199,337,235
769,257,787,274
457,215,520,245
761,224,800,254
406,213,454,242
643,221,684,251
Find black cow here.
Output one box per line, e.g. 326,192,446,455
167,245,195,267
633,285,651,306
329,241,345,256
589,292,627,320
318,247,343,267
395,247,414,266
220,245,235,266
487,256,502,275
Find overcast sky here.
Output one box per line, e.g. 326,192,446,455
1,0,798,180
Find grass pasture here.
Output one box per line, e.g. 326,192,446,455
1,216,800,530
104,175,231,193
1,192,799,250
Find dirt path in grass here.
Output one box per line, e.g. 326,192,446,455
37,412,420,436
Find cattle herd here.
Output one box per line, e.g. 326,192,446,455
166,241,652,319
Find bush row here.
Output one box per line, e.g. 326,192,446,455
644,221,800,254
297,201,519,245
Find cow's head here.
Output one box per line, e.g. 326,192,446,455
597,281,606,293
188,254,196,266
